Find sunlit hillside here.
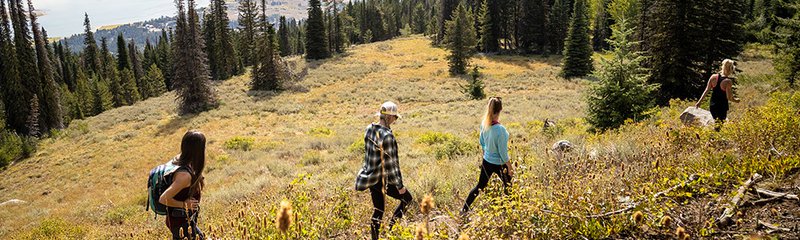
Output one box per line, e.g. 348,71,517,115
1,36,798,239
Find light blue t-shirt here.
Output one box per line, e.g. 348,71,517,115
480,124,510,165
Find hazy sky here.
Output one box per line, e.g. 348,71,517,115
32,0,211,37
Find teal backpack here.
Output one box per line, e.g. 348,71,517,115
146,159,185,218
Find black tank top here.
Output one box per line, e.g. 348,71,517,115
710,74,729,110
166,169,201,228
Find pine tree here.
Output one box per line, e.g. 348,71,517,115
156,30,173,90
279,16,291,56
413,2,427,34
28,0,63,131
296,19,306,54
363,2,386,42
128,42,145,91
91,76,113,115
56,41,76,90
74,68,94,116
173,0,218,114
445,2,478,75
549,0,571,54
143,39,156,69
26,95,40,137
99,38,126,107
116,33,130,71
202,6,219,79
587,18,657,131
238,0,258,67
59,83,81,122
519,0,549,54
252,27,285,91
215,0,238,80
592,0,613,51
438,0,459,44
478,0,494,52
696,0,745,79
142,64,167,98
0,0,28,134
645,0,744,103
9,0,42,135
335,1,345,53
561,0,594,78
306,0,330,60
120,69,140,104
774,2,799,85
83,13,101,74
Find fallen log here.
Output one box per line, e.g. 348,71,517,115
653,174,700,199
745,195,785,207
757,220,790,234
754,188,799,201
717,173,763,227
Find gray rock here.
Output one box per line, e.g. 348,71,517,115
680,107,714,126
0,199,27,206
551,140,574,160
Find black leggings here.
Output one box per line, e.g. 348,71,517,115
369,180,413,240
170,221,204,240
462,160,511,212
168,208,204,240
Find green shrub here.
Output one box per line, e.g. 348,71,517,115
22,218,86,239
301,151,322,165
347,138,365,154
0,130,23,168
224,136,256,151
308,126,335,137
0,130,36,168
417,131,475,160
417,131,459,145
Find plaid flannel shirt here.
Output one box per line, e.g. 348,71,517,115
355,123,404,191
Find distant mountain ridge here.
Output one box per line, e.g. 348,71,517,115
60,0,307,54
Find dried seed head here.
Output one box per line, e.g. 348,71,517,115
276,200,293,234
420,194,435,215
415,223,427,240
661,215,673,227
632,211,644,226
458,233,470,240
676,227,687,239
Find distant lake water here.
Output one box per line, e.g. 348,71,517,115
36,0,211,38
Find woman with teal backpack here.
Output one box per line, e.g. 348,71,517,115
159,131,207,240
461,97,515,216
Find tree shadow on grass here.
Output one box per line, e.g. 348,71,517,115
155,113,197,137
480,53,563,70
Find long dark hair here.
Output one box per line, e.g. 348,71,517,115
175,131,206,195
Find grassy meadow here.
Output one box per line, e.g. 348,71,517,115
0,36,798,239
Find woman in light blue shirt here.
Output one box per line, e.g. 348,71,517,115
461,97,514,214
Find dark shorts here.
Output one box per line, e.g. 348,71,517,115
710,106,728,121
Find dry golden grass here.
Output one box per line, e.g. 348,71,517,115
0,36,795,239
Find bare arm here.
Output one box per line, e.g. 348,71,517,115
722,80,740,103
158,172,198,209
695,75,716,107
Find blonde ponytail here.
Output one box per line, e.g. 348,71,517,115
481,97,503,132
721,59,735,77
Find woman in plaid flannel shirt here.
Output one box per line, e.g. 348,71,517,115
355,101,413,240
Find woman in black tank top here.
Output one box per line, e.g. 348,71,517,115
695,59,741,124
159,131,207,240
